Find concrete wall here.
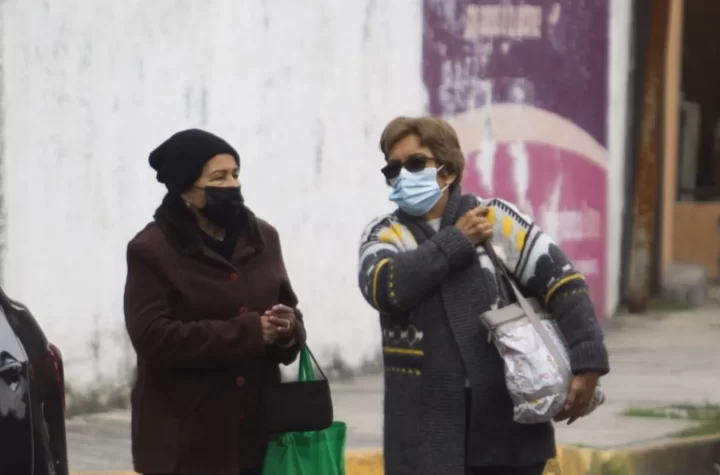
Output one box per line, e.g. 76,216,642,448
0,0,426,393
0,0,632,399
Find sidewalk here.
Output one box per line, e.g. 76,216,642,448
334,303,720,449
68,304,720,474
556,303,720,448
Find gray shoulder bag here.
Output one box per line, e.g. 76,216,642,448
479,242,605,423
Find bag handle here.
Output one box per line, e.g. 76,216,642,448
483,242,572,380
297,345,329,382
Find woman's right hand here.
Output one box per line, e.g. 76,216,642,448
261,315,279,344
455,206,493,245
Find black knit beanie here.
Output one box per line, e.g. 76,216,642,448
149,129,240,196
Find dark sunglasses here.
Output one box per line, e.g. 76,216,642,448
381,154,437,183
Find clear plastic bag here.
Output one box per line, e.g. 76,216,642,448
480,242,605,424
490,315,605,423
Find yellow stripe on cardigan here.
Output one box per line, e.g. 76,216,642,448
386,366,422,376
377,222,406,245
383,347,424,356
378,229,396,244
545,273,585,305
371,258,390,308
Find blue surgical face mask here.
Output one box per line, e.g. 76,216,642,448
389,165,449,216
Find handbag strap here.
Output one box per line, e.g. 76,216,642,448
482,242,571,379
297,345,329,382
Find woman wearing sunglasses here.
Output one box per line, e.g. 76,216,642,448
123,129,306,475
357,116,609,475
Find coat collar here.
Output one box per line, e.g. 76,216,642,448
153,196,264,266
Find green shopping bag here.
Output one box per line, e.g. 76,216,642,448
262,347,347,475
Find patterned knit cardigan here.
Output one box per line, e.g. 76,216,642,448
357,187,609,475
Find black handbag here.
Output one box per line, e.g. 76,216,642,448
262,345,334,433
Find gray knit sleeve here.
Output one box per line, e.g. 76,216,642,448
551,290,609,375
480,197,610,375
358,216,476,312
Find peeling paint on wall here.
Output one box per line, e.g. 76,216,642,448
0,0,427,393
0,4,5,289
0,0,631,403
0,2,5,288
423,0,611,317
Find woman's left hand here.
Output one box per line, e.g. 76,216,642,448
554,372,600,424
266,304,296,341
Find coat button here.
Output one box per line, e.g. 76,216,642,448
229,273,239,281
235,376,245,386
239,306,248,313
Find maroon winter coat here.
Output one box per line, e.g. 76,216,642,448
123,201,306,474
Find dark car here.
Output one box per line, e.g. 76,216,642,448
0,286,68,475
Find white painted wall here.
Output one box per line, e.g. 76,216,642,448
0,0,632,392
0,0,425,389
607,0,633,315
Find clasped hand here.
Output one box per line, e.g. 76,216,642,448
455,206,493,245
260,304,296,344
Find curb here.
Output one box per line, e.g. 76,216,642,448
71,437,720,475
552,435,720,475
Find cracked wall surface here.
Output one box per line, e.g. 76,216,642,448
0,0,631,403
1,0,425,393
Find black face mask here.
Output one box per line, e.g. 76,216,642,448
200,186,246,228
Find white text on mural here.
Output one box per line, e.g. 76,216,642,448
542,204,602,242
464,5,542,40
574,259,599,277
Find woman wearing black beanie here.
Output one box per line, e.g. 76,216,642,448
123,128,306,475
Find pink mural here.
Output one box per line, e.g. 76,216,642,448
455,111,607,316
423,0,609,317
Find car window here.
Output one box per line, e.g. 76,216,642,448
0,306,27,365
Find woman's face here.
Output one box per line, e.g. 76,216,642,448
182,153,239,209
383,134,456,188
